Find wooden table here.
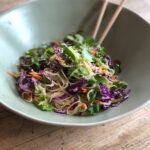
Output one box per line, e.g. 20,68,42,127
0,0,150,150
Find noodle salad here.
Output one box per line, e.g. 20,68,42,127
10,34,131,115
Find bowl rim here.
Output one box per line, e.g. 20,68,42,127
0,0,150,126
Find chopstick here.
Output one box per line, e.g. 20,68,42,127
92,0,109,39
98,0,127,44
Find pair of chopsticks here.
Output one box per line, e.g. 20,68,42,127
93,0,127,45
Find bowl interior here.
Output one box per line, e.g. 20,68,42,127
0,0,150,126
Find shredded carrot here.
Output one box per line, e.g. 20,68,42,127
111,75,116,80
99,66,106,74
55,56,65,65
101,70,106,74
99,68,106,74
81,103,87,110
29,72,43,81
22,92,32,101
91,48,97,56
81,87,88,94
7,72,15,77
7,71,20,78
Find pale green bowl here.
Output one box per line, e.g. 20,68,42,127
0,0,150,126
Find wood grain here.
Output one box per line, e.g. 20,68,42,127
0,0,150,150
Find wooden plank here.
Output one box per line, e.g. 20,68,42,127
0,105,7,112
0,114,61,150
0,0,28,12
3,105,149,150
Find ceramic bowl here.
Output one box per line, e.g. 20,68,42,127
0,0,150,126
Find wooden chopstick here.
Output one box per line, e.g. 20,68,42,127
98,0,127,44
92,0,109,39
